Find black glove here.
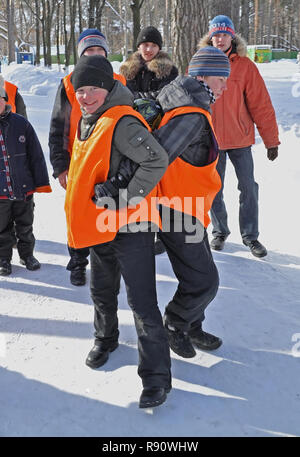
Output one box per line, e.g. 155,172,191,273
267,147,278,161
94,180,118,199
93,174,130,207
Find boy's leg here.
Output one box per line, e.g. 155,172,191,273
115,231,171,390
160,212,219,332
159,210,220,356
0,200,14,261
13,198,35,260
85,242,121,369
227,146,259,241
89,242,121,346
210,150,231,239
67,245,90,286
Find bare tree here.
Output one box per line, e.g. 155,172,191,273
171,0,209,74
34,0,41,64
6,0,15,62
130,0,146,51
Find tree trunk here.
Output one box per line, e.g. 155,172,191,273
171,0,208,75
34,0,41,65
240,0,250,42
254,0,259,44
95,0,106,31
63,0,70,69
267,0,273,45
69,0,77,66
78,0,83,34
88,0,96,28
7,0,15,63
130,0,145,51
164,0,170,53
45,0,52,67
56,2,61,69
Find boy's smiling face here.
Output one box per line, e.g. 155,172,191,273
75,86,109,114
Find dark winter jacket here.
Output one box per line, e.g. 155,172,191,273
98,76,215,196
120,51,178,100
48,79,72,178
155,76,214,166
0,106,51,200
10,91,27,119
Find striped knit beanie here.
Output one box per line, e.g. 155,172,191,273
77,29,109,57
188,46,230,78
209,15,235,38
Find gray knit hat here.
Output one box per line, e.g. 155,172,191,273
188,46,230,78
77,29,109,57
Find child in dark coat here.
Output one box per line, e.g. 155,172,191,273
0,77,51,276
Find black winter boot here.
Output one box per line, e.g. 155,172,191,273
20,255,41,271
243,239,267,258
164,321,196,358
70,268,86,286
189,328,222,351
85,341,119,369
139,386,171,408
210,235,226,251
0,259,12,276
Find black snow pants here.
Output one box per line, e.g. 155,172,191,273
89,230,171,389
0,197,35,260
159,208,219,333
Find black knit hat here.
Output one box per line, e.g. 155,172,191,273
71,55,114,92
136,26,162,49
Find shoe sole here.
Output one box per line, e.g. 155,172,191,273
210,245,224,251
139,389,170,409
191,338,223,351
20,259,41,270
168,343,196,358
249,250,267,258
70,280,86,286
85,342,119,369
0,271,11,276
242,241,267,258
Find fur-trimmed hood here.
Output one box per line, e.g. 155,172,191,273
120,51,176,80
197,33,248,57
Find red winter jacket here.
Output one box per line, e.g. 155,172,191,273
198,34,280,150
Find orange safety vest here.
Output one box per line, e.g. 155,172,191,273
4,81,17,113
65,105,160,249
157,106,221,228
63,72,126,155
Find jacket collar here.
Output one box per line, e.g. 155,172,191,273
120,51,175,80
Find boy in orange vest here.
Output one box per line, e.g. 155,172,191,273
95,47,230,359
49,29,125,287
65,55,171,408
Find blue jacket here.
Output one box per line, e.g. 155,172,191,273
0,108,51,200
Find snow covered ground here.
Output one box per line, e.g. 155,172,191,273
0,59,300,438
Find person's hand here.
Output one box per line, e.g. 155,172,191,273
58,170,68,189
267,147,278,161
